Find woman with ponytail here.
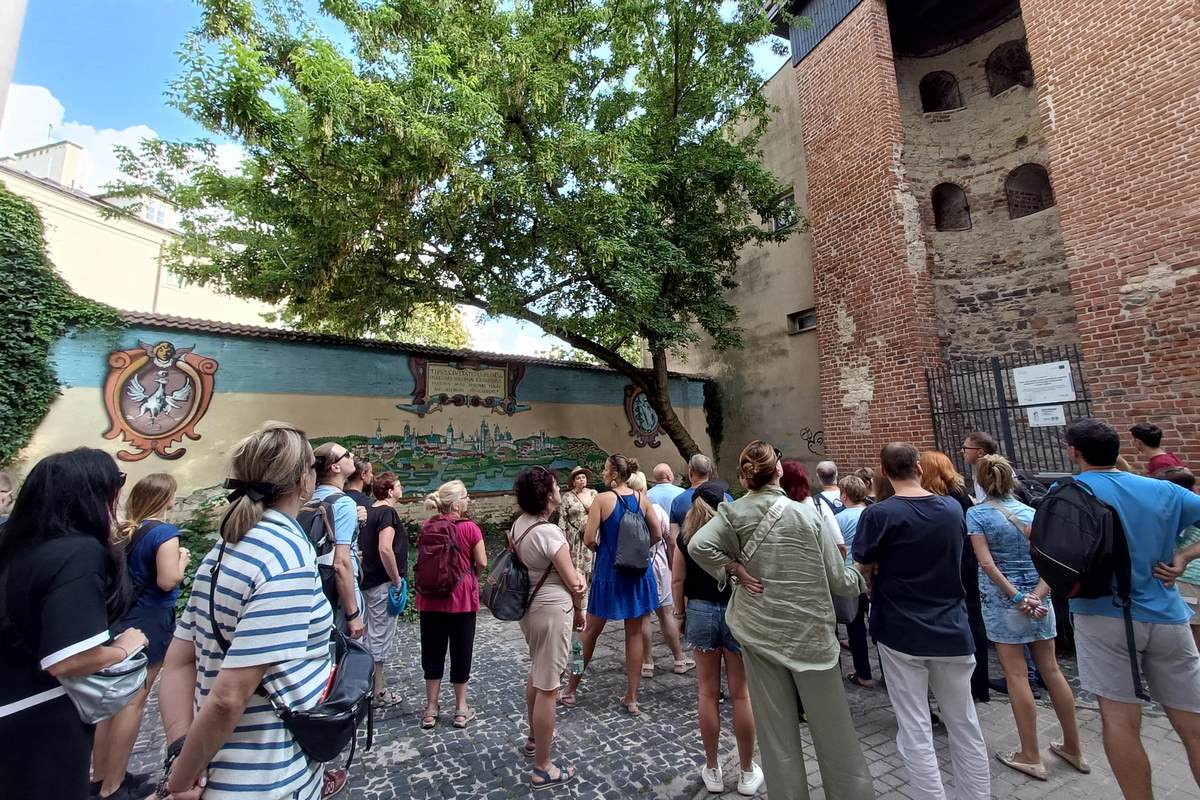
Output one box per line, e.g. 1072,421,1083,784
156,422,338,800
561,454,661,715
415,480,487,730
966,454,1085,780
92,473,189,799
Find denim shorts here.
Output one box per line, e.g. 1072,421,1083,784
685,599,740,654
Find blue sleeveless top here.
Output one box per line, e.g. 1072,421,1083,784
586,493,659,620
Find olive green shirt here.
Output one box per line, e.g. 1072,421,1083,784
688,485,866,672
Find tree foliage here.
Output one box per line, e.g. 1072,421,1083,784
111,0,800,458
0,185,121,466
267,301,470,348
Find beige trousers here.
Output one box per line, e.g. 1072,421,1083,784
741,646,875,800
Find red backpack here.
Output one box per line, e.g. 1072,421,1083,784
414,517,468,598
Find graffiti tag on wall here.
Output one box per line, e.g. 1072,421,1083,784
102,341,218,461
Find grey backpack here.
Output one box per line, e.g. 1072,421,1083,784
614,494,652,576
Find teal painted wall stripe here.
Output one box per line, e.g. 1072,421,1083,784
52,326,706,408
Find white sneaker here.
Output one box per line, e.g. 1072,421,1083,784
737,763,764,796
701,765,724,793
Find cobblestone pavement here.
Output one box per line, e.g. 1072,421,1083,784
129,616,1199,799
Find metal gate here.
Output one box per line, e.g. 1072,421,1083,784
926,345,1093,479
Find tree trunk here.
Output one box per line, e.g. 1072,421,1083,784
646,346,702,461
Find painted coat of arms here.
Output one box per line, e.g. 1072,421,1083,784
102,341,218,461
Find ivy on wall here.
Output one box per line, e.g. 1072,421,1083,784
0,184,121,466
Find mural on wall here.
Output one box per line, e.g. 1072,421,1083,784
313,417,608,494
397,357,531,417
624,385,664,448
103,341,219,461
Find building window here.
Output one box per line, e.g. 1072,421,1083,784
919,71,964,113
931,183,971,230
1005,164,1055,218
986,40,1035,96
768,191,797,231
787,308,817,335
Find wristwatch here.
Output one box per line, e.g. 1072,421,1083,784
345,608,361,621
155,737,186,798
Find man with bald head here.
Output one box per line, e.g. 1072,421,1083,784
647,462,684,512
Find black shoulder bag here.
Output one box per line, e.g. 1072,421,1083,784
207,540,374,767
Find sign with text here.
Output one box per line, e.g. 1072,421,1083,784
1027,404,1066,427
398,357,530,417
1012,360,1076,406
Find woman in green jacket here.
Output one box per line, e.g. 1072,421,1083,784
688,440,874,800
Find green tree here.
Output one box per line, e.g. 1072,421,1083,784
111,0,800,458
269,302,470,348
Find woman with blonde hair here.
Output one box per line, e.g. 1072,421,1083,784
629,470,693,678
689,441,873,799
673,483,761,794
92,473,190,799
967,454,1086,780
561,454,661,714
415,479,487,730
919,449,991,703
156,422,337,799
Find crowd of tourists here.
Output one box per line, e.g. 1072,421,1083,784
1,417,1198,800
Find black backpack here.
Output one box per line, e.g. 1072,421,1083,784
1030,477,1148,700
480,521,553,621
613,495,653,576
297,492,347,609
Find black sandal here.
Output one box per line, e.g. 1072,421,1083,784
531,762,576,791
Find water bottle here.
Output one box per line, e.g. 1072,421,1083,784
570,630,585,676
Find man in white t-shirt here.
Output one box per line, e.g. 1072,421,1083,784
816,461,845,515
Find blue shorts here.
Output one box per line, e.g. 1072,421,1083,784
115,604,176,665
685,599,740,654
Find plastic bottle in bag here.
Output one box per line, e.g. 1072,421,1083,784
570,630,585,676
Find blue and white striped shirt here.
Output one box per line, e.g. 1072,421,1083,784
175,509,334,800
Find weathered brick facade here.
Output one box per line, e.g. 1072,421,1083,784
893,17,1079,361
794,0,942,467
1020,0,1200,467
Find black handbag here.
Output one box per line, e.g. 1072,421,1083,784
208,540,374,767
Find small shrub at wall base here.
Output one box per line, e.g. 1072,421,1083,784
0,185,121,466
175,501,223,616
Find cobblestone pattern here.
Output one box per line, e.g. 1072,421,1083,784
128,617,1198,799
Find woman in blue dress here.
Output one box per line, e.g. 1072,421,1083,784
967,455,1087,781
561,454,660,715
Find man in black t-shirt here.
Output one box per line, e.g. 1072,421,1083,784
345,458,375,508
853,443,990,800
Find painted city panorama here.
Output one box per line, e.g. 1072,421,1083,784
21,313,709,500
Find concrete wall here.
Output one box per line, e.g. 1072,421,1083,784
0,168,275,326
893,17,1079,361
18,322,710,522
674,65,826,472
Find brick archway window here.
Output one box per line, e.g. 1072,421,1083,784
1005,164,1055,218
931,183,971,231
986,40,1035,96
919,71,964,113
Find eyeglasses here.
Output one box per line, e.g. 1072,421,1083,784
309,461,318,471
335,450,353,463
962,446,983,453
117,471,127,487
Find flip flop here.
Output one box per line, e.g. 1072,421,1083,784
844,672,876,689
452,707,476,729
673,658,696,674
530,762,577,791
1049,742,1091,774
996,751,1048,781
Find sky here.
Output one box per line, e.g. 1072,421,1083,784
1,0,788,356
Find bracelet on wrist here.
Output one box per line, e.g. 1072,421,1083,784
345,608,361,621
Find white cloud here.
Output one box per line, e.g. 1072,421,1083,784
0,83,245,194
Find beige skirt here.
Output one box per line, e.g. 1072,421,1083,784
519,598,573,691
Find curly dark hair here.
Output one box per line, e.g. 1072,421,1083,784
514,466,559,515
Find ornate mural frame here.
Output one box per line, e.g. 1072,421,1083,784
624,384,664,448
398,356,530,417
102,344,219,461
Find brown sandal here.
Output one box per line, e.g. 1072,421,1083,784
452,707,476,728
419,705,439,730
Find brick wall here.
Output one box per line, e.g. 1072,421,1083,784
1020,0,1200,467
794,0,942,468
894,17,1079,361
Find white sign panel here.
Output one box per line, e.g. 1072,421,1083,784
1028,405,1066,427
1012,361,1076,406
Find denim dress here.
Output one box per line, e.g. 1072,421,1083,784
966,498,1056,644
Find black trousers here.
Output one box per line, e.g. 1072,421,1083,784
846,594,874,680
420,610,477,683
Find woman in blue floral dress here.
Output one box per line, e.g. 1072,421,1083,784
967,455,1087,781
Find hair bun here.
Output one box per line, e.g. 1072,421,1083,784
423,491,440,511
627,457,640,475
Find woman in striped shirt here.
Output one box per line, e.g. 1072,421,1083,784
157,422,336,800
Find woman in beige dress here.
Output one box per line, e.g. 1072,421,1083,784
559,467,597,603
512,466,585,791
